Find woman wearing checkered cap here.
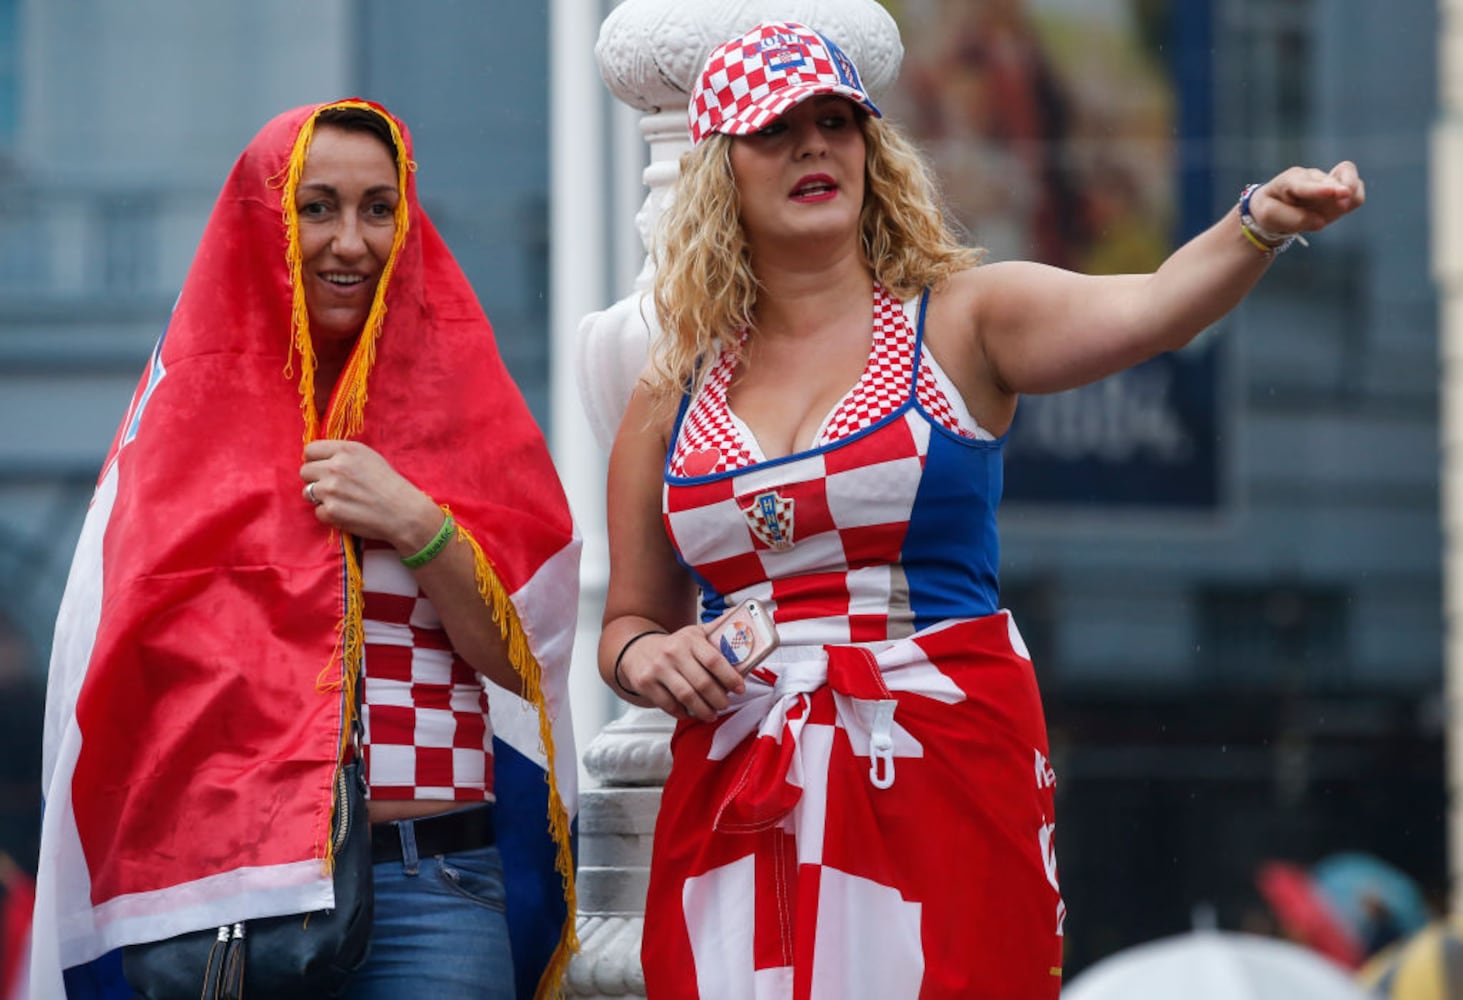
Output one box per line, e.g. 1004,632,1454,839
598,20,1364,999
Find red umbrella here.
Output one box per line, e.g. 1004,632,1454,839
1257,860,1365,969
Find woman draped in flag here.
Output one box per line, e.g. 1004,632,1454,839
33,100,580,999
598,20,1364,1000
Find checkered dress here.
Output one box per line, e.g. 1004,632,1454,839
666,284,1002,643
648,286,1065,998
360,541,493,802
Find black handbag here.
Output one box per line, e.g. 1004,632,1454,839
122,757,374,999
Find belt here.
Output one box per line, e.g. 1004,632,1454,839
370,804,496,863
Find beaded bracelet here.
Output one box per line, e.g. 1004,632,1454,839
613,629,668,697
1239,183,1307,259
401,513,456,569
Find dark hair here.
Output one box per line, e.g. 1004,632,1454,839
315,106,398,164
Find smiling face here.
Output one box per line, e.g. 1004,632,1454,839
728,96,866,256
294,124,400,346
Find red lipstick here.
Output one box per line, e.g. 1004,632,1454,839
790,173,838,202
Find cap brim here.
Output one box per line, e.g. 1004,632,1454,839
715,84,882,137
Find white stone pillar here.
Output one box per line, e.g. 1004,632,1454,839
550,0,619,790
566,2,902,994
1436,0,1463,911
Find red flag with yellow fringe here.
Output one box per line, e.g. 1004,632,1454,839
32,100,579,1000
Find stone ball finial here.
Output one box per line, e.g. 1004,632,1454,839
595,0,903,118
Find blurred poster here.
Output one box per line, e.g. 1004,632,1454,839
885,0,1222,510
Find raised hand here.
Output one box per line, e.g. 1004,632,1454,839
1248,161,1366,236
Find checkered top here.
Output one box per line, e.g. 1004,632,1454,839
819,288,920,441
669,346,759,478
361,542,494,802
663,285,1005,648
690,21,881,145
668,285,989,478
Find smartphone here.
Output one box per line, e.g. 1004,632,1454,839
705,598,780,675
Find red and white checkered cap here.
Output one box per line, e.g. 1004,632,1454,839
689,21,881,145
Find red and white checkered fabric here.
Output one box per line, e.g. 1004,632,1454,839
644,615,1065,997
671,345,760,478
916,363,972,437
665,415,930,648
690,21,881,144
820,288,917,441
360,541,493,802
669,286,987,481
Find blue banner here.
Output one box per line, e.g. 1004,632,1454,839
1004,343,1221,508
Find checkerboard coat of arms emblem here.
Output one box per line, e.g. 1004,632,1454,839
742,489,795,550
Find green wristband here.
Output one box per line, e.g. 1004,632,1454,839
401,513,456,569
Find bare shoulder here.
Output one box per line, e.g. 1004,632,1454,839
923,265,978,320
614,376,678,458
924,267,983,356
931,259,1094,356
922,264,999,362
921,265,1020,434
933,263,987,306
951,259,1062,301
924,261,1040,325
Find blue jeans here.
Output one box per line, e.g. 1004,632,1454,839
343,817,515,1000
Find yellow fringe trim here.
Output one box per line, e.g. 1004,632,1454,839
274,100,408,877
274,100,413,445
327,535,367,757
313,529,365,877
453,516,579,999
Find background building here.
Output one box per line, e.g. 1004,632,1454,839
0,0,1442,979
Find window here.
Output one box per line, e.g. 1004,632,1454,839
1219,0,1312,170
1197,583,1349,690
99,194,158,293
0,0,17,151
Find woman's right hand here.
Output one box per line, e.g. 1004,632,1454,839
612,620,747,722
600,379,742,721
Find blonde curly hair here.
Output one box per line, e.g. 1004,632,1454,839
647,113,983,404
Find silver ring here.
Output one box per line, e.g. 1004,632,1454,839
305,482,321,505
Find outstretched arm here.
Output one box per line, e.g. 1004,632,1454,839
969,161,1365,398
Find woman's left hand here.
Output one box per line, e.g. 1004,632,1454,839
1248,161,1366,236
300,440,442,554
